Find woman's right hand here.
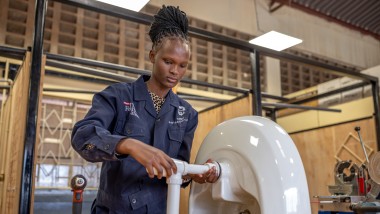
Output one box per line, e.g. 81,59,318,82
116,138,177,179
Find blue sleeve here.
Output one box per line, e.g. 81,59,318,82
178,108,198,163
179,108,198,188
71,85,125,162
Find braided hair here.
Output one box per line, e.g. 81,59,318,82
149,5,189,50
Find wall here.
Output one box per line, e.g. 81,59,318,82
255,0,380,68
149,0,258,36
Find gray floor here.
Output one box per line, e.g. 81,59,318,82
34,189,97,214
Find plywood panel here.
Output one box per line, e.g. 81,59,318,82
0,52,44,214
0,69,12,212
180,95,252,214
0,59,11,199
278,110,319,133
278,97,374,133
0,52,31,214
319,97,374,126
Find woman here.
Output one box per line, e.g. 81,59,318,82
71,5,217,213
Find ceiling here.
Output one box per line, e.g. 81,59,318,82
269,0,380,40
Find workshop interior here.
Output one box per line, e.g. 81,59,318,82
0,0,380,213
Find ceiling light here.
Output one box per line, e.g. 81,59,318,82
95,0,149,12
249,31,302,51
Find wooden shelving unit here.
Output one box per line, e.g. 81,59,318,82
280,51,342,95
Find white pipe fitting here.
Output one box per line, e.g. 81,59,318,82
151,159,220,178
172,159,220,177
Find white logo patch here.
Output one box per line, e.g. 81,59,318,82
178,106,186,116
169,106,188,124
124,101,140,118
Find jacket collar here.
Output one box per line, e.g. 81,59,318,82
133,75,150,101
133,75,180,116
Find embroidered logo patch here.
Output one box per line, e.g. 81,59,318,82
124,101,139,118
178,106,186,116
169,106,188,124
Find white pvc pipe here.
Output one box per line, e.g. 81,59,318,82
151,159,220,214
173,159,219,176
166,172,182,214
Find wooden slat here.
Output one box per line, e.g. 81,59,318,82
49,2,61,54
25,0,35,48
190,35,198,89
97,14,105,61
0,60,11,213
118,19,126,68
236,49,242,88
137,24,145,70
206,24,213,92
222,30,228,89
0,0,9,44
74,8,84,57
0,87,12,213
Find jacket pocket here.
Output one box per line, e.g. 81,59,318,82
114,119,146,141
167,126,184,157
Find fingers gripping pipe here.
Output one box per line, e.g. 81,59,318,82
151,159,221,214
172,159,220,177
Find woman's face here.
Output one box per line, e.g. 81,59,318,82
149,38,190,91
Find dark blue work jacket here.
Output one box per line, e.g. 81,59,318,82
71,75,198,213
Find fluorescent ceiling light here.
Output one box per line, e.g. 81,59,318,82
249,31,302,51
96,0,149,12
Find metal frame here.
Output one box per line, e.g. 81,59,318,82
20,0,47,213
250,51,263,116
2,0,377,212
0,46,27,60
